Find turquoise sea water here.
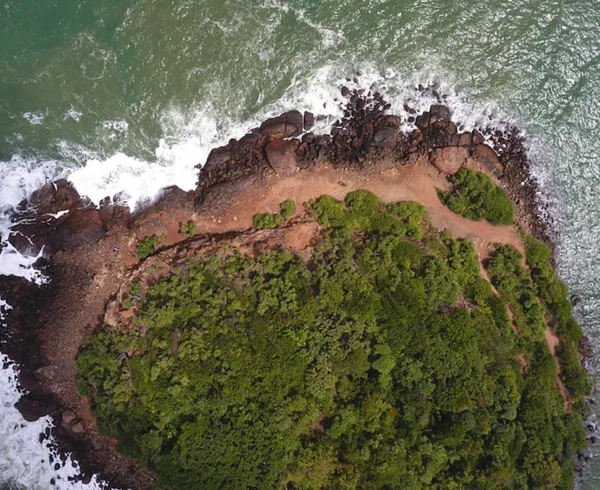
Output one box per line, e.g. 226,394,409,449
1,1,600,488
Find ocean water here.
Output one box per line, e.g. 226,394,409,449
1,0,600,487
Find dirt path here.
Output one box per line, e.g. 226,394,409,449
188,157,524,261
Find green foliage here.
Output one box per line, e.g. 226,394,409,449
280,199,296,220
440,168,514,225
308,190,427,237
253,212,283,229
78,193,586,490
525,235,593,399
137,235,159,259
486,245,546,349
179,220,196,238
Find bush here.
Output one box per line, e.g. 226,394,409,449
179,221,196,238
137,235,159,259
253,212,282,229
440,168,514,225
279,199,296,220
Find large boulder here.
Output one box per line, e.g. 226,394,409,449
265,140,298,176
373,126,399,149
303,112,315,131
15,394,58,422
25,179,83,214
259,111,304,139
202,145,232,172
47,208,106,252
473,144,504,177
430,146,469,175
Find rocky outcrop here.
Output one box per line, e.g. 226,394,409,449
430,146,469,174
259,110,304,138
265,139,298,175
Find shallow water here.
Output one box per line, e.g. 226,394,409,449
1,0,600,487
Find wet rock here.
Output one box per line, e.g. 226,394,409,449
25,179,83,214
429,104,451,124
202,145,232,172
47,209,106,252
415,112,430,130
473,144,504,177
303,112,315,131
18,370,41,391
384,115,401,129
471,130,485,145
265,140,298,176
15,395,58,422
259,111,303,139
430,146,469,175
373,126,398,149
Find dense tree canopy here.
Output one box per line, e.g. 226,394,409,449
78,191,589,490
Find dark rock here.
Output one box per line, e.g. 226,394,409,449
415,112,430,130
47,209,106,252
238,133,262,147
15,395,58,422
341,86,350,97
202,145,232,172
571,295,581,306
259,111,303,139
430,146,469,175
27,179,83,214
472,130,485,145
385,115,401,129
373,126,398,149
303,112,315,131
429,104,451,124
265,140,298,176
18,370,41,392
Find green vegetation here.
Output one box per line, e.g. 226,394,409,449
524,236,593,403
179,220,196,238
280,199,296,220
136,235,159,259
439,168,514,225
79,191,588,490
253,212,283,229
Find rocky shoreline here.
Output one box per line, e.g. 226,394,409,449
0,87,586,488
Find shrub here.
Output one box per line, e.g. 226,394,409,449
179,221,196,238
439,168,514,225
253,212,283,229
279,199,296,220
137,235,159,259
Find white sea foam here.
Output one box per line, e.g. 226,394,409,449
23,111,47,125
0,353,105,490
